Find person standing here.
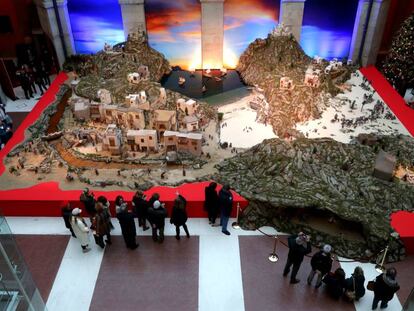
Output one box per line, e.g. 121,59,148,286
97,195,114,230
16,68,32,99
61,201,76,237
117,204,139,249
132,191,149,231
307,244,333,288
147,200,167,243
115,195,127,216
323,267,346,299
92,202,112,249
218,184,233,235
70,208,91,253
80,188,96,221
344,266,365,301
283,232,312,284
204,182,219,226
33,66,47,95
170,193,190,240
372,267,400,309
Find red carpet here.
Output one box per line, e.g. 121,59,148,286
360,66,414,137
0,72,69,176
391,211,414,254
0,181,248,218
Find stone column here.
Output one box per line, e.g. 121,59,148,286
361,0,391,66
279,0,306,43
118,0,146,39
348,0,372,64
200,0,225,69
35,0,75,68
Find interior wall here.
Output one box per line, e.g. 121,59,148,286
0,0,33,58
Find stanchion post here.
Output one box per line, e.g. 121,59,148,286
232,202,241,229
268,235,279,262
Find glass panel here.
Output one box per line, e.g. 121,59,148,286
0,214,47,311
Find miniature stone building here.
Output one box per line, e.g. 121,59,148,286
152,110,177,137
163,131,202,156
158,88,167,105
102,124,122,155
128,73,141,84
102,105,145,130
177,99,198,116
304,67,321,88
313,55,322,64
125,91,147,107
280,77,294,90
73,101,90,121
373,150,397,181
182,115,199,132
103,42,112,52
97,89,112,104
126,129,158,153
90,102,101,120
138,65,150,80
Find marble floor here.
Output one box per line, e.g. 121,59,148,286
7,217,410,311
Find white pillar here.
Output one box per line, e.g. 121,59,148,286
200,0,225,70
279,0,306,43
35,0,75,68
349,0,372,64
361,0,391,66
118,0,146,39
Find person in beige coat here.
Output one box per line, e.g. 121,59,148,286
70,208,91,253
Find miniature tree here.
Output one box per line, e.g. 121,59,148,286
382,13,414,95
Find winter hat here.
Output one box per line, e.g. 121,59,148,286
72,208,82,216
153,200,161,209
323,244,332,254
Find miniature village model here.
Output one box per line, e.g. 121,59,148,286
1,23,414,260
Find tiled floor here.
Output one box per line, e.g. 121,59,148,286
15,235,69,301
5,217,410,311
91,236,199,311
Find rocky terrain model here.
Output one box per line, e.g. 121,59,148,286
237,26,353,137
214,134,414,260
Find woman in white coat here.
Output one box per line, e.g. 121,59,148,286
70,208,91,253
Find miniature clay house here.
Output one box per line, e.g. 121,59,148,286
97,89,112,104
151,110,177,138
102,124,122,155
126,129,158,153
163,131,202,156
177,99,199,116
304,67,321,88
280,77,294,90
182,115,199,131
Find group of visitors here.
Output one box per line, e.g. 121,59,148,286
284,232,400,309
0,104,13,150
15,63,50,99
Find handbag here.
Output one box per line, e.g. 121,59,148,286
344,277,356,301
367,280,375,291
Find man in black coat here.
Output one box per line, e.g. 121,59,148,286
204,182,219,226
283,232,312,284
218,184,233,235
117,205,139,249
170,193,190,240
132,190,149,231
61,201,76,237
307,244,333,288
372,267,400,309
147,200,167,243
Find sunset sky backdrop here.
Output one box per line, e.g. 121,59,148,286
68,0,359,69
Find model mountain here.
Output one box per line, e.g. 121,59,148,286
214,134,414,260
237,28,353,137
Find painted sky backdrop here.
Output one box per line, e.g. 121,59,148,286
68,0,359,68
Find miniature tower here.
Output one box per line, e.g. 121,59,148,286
118,0,147,39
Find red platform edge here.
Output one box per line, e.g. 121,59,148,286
391,211,414,254
0,181,248,218
360,66,414,137
0,72,69,176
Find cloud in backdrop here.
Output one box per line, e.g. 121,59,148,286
68,0,359,68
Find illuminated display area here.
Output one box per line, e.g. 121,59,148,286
68,0,359,68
